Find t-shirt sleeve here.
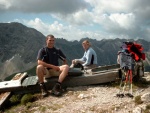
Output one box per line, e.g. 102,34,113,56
58,49,66,59
37,48,45,61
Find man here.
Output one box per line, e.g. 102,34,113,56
36,34,69,97
70,40,97,69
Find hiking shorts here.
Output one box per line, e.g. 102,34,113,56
44,68,60,78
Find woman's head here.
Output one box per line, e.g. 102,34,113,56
82,40,91,50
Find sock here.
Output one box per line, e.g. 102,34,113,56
39,82,45,86
56,81,61,85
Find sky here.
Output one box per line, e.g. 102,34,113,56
0,0,150,41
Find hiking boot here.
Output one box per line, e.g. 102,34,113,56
125,93,134,98
39,83,49,97
116,93,124,98
51,82,62,97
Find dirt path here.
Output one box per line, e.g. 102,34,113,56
3,73,150,113
28,84,150,113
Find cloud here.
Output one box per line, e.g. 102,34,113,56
26,18,49,34
0,0,89,14
100,13,136,32
52,9,93,26
24,18,139,41
23,18,107,41
84,0,150,41
0,0,11,10
1,0,150,41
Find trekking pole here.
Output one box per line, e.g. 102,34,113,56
129,70,133,95
118,78,123,94
118,70,125,93
126,70,134,98
117,69,131,98
122,70,129,95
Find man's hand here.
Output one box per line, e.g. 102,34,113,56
63,59,67,64
52,65,60,71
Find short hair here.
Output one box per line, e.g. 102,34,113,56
82,40,91,46
46,34,55,40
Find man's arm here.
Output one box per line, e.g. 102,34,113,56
57,49,68,65
62,59,67,65
38,60,60,71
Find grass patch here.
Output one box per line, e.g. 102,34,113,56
3,93,41,112
133,77,150,88
144,104,150,113
39,106,47,112
146,104,150,109
9,94,22,105
134,95,143,105
143,104,150,113
4,65,36,81
21,94,34,105
48,103,63,111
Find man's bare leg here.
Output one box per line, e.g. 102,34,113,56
51,64,69,96
58,64,69,83
36,65,46,83
36,65,48,97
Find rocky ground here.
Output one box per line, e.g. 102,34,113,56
3,73,150,113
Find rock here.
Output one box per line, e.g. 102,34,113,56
78,93,86,99
141,93,150,102
143,72,150,81
132,107,142,113
145,76,150,81
140,104,147,111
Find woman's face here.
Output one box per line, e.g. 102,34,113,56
82,42,89,50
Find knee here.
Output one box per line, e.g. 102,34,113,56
64,64,69,70
72,59,78,64
72,59,75,64
36,65,44,72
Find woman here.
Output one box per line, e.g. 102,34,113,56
70,40,98,69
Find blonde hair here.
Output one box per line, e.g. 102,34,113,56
82,40,91,46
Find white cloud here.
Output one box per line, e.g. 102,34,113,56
52,9,93,26
24,18,110,41
0,0,89,14
102,13,136,31
85,0,129,14
0,0,11,10
26,18,49,34
83,0,150,41
1,0,150,41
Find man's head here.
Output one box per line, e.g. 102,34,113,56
46,34,55,48
82,40,91,50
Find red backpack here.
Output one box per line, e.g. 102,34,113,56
122,42,145,61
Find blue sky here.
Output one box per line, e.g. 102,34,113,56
0,0,150,41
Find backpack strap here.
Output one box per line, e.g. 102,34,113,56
41,47,49,62
54,47,65,61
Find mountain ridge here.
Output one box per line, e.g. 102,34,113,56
0,22,150,80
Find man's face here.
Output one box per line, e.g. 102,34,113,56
46,37,55,48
